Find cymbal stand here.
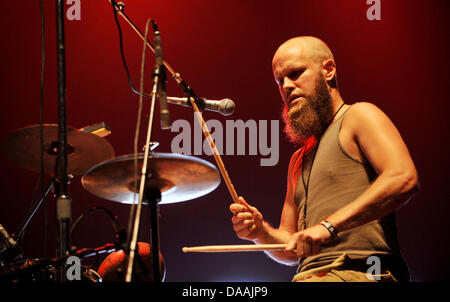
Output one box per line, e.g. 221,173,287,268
15,179,50,243
15,181,52,243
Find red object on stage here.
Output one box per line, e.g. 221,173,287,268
97,242,165,282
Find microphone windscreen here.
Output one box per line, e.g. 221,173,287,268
220,99,235,116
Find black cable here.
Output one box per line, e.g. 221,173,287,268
71,207,126,244
71,207,115,234
109,0,152,99
70,207,125,269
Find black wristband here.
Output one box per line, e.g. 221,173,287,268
320,220,338,240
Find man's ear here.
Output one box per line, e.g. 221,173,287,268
323,59,338,89
322,59,336,81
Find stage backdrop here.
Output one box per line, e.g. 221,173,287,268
0,0,448,281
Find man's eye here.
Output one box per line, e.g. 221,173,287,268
276,68,304,86
288,69,304,80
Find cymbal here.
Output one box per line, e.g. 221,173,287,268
1,124,115,175
81,153,221,205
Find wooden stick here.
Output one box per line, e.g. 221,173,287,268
189,98,241,204
182,244,287,253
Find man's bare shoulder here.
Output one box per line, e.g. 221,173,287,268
347,101,385,117
344,101,393,131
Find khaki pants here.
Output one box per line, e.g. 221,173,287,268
292,254,398,282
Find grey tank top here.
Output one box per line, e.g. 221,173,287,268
294,105,403,273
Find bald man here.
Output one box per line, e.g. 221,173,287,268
230,37,418,282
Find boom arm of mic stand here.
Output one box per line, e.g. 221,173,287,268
109,0,206,111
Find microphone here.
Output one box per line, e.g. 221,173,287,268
166,96,235,116
151,20,171,129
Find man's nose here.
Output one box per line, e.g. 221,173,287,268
281,77,296,101
282,76,296,90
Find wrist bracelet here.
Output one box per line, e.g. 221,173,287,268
320,220,338,240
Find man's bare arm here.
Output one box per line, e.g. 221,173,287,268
326,102,419,232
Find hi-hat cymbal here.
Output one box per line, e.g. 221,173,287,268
81,153,221,205
1,124,115,175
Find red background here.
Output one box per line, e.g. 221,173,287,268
0,0,449,281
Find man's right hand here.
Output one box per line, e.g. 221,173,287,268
229,196,301,266
229,196,265,241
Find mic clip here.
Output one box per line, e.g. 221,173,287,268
187,96,207,112
178,81,206,111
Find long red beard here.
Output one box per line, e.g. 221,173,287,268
281,76,333,146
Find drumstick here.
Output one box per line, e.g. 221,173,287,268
182,244,287,253
189,98,241,205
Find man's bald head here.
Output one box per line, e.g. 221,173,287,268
273,36,334,67
272,36,338,90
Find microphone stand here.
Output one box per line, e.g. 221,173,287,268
55,0,72,281
124,50,162,283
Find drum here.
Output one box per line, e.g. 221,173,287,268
97,242,165,282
